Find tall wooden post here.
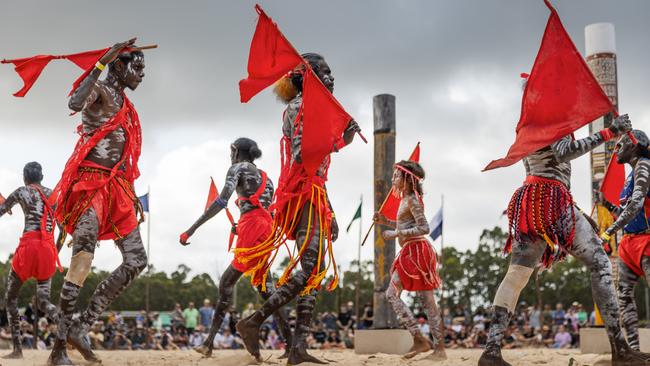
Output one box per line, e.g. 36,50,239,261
372,94,398,329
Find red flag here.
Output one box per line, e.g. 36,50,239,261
378,143,422,221
409,142,421,162
66,48,110,96
300,69,353,175
483,0,615,171
2,48,109,97
205,177,218,212
238,4,303,103
600,154,625,206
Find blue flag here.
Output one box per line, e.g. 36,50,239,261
429,206,442,241
138,193,149,213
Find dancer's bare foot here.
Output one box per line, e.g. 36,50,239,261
236,313,263,363
404,333,432,359
287,347,327,365
612,349,650,365
47,339,75,366
477,352,513,366
68,319,101,363
194,344,213,357
425,347,447,361
2,349,23,359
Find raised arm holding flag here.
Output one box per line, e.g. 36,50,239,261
233,5,365,364
479,2,650,365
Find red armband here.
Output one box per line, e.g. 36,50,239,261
600,128,615,141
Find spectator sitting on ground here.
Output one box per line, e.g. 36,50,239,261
88,321,105,350
130,325,147,350
189,325,206,348
112,329,133,350
552,325,572,349
219,329,235,349
322,330,345,350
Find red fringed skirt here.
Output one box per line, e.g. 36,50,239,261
619,234,650,277
391,237,441,291
232,208,273,285
506,175,576,268
12,231,62,282
59,164,141,241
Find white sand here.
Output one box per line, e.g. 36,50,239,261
0,348,615,366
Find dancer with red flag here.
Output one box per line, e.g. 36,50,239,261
233,6,361,364
34,38,152,366
374,160,446,360
178,138,293,358
0,162,62,359
599,130,650,352
479,2,650,365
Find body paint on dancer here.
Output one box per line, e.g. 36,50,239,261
236,53,359,365
375,160,446,360
48,38,149,366
479,115,650,366
600,130,650,351
180,138,293,358
0,162,61,359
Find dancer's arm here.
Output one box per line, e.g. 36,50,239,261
604,159,650,236
396,195,430,238
182,164,241,241
0,188,21,217
69,38,136,111
373,212,396,228
552,114,631,162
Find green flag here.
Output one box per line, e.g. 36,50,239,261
346,201,362,232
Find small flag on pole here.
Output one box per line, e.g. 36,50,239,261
346,201,362,232
429,206,443,241
138,193,149,213
205,177,218,212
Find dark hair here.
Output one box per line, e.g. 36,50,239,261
395,160,425,196
233,137,262,162
23,161,43,184
109,50,144,72
630,130,650,159
290,53,325,93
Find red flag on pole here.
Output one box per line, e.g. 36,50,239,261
205,177,219,212
483,0,615,171
378,142,421,221
600,154,625,206
300,69,353,175
2,48,109,97
238,4,303,103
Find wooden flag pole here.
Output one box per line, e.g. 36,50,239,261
361,188,395,246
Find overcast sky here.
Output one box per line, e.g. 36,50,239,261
0,0,649,281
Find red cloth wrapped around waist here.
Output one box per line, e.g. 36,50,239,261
391,237,440,291
232,208,273,279
12,231,62,282
619,233,650,277
57,161,140,241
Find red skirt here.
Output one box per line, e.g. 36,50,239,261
12,231,60,282
232,208,273,284
505,175,576,268
619,234,650,277
59,166,140,241
391,237,441,291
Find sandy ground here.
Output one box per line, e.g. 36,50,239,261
0,349,618,366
